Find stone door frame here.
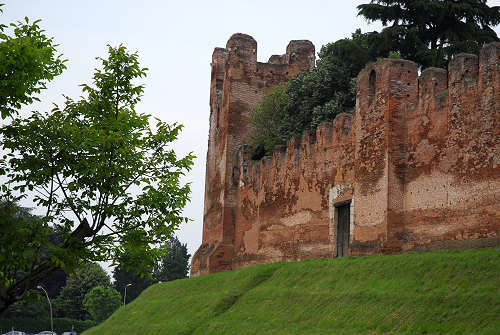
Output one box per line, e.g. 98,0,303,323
329,184,354,258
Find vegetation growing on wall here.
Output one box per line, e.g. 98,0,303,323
250,0,500,159
250,30,384,158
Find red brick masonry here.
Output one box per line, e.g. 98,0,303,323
191,33,500,276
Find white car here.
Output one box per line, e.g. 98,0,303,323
4,331,26,335
37,332,57,335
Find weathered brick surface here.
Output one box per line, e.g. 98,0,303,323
190,34,315,276
190,35,500,277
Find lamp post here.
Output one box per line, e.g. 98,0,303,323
123,283,131,306
37,285,53,333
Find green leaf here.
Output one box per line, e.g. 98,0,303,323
0,43,193,310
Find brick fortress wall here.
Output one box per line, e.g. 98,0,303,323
190,34,500,276
191,33,315,276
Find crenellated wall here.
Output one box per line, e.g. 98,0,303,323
230,113,354,269
191,33,315,276
394,44,500,252
191,35,500,276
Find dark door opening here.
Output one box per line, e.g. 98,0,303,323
336,202,350,257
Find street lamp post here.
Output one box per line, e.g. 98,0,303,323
37,285,53,333
123,283,131,306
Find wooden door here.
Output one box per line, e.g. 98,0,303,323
336,203,350,257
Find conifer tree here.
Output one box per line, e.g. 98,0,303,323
357,0,500,68
153,236,190,282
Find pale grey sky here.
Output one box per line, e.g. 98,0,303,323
2,0,499,261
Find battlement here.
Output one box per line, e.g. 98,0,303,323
222,33,315,70
237,42,500,192
356,45,500,113
236,114,353,193
192,38,500,277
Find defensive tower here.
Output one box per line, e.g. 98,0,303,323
192,34,315,276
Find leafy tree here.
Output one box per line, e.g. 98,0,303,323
318,29,386,78
0,200,71,327
55,262,110,320
153,236,191,282
1,297,49,320
0,45,194,313
83,285,121,323
113,263,154,304
0,199,54,307
0,4,65,119
357,0,500,68
113,236,190,303
249,84,290,159
250,30,379,158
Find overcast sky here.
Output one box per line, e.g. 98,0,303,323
2,0,500,262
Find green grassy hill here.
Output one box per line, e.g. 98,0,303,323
83,248,500,335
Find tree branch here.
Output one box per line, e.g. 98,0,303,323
55,172,84,226
45,158,55,217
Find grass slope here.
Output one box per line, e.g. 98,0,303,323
83,249,500,335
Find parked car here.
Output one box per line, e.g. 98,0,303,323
37,332,57,335
4,331,26,335
61,332,76,335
